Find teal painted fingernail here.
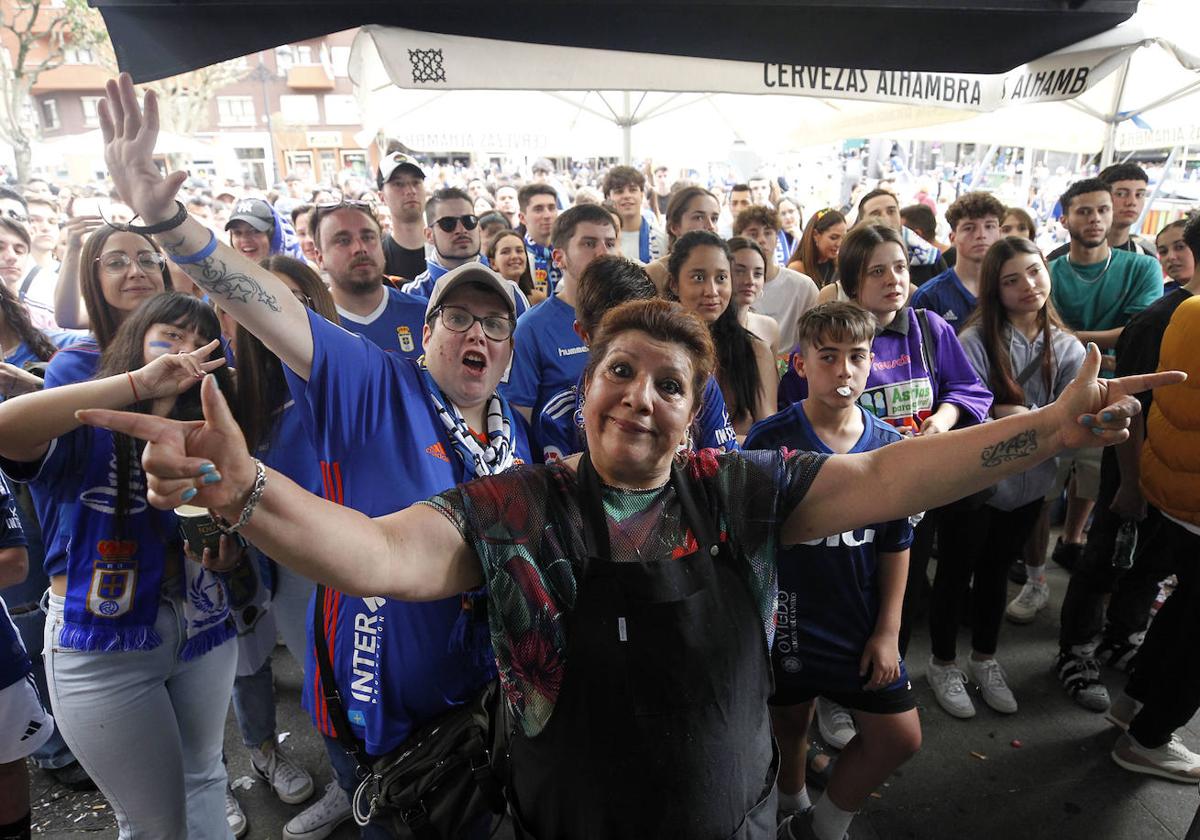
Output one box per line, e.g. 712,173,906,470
1081,415,1094,426
1102,411,1113,422
202,472,222,485
181,488,197,501
198,463,217,474
1093,427,1105,436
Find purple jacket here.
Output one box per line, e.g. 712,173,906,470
779,307,992,433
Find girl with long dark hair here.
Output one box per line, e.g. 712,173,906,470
644,186,722,293
666,231,775,438
790,208,847,290
0,292,237,838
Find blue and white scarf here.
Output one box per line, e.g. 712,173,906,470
417,366,516,478
59,430,234,660
524,233,560,297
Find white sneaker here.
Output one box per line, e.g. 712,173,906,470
815,697,856,750
284,781,353,840
225,786,247,839
1112,733,1200,783
250,740,314,805
927,658,976,719
1006,580,1049,624
968,657,1018,714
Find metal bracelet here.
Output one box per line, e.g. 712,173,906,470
214,459,267,535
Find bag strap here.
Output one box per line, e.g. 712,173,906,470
18,266,38,301
1014,354,1043,388
914,308,938,384
312,584,370,773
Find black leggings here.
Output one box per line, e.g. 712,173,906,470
928,499,1044,662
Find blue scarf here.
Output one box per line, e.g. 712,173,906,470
524,233,560,296
638,218,652,263
59,429,234,659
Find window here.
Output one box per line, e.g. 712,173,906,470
275,46,294,74
296,45,313,64
81,96,103,127
285,150,314,179
331,46,351,77
279,95,320,124
63,46,94,65
341,151,368,177
322,94,360,125
40,98,60,130
217,96,256,127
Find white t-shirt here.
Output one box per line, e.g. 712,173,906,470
752,266,819,353
11,265,59,330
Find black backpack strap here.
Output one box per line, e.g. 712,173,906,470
914,307,938,384
1014,355,1043,388
312,584,370,774
18,266,38,301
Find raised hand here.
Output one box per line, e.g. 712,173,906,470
130,339,227,401
78,375,257,515
1052,343,1186,451
98,73,188,224
61,214,104,251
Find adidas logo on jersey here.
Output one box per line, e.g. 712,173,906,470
426,442,450,462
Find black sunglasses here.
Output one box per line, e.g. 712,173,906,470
2,208,28,224
433,214,479,233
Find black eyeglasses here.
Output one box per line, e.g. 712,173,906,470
433,215,479,233
2,208,28,224
430,304,514,341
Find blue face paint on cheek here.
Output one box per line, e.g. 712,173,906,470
148,341,173,350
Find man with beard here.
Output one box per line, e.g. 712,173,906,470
378,152,429,280
312,202,427,358
1048,164,1155,261
1045,179,1161,626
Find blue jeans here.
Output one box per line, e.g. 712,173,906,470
231,563,316,747
45,585,237,840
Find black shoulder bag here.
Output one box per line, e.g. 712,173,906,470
312,585,507,839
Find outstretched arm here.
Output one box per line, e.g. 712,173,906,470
99,74,314,379
0,341,224,463
78,376,482,601
785,344,1185,543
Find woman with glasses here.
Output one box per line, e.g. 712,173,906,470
0,292,237,839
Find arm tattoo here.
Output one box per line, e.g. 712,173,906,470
980,430,1037,468
159,234,281,312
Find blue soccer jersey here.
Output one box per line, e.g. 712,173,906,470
910,268,977,330
285,309,531,755
335,286,428,359
0,476,31,690
532,373,739,463
501,295,588,417
745,404,913,694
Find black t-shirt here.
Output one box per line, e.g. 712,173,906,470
382,235,427,281
1046,236,1154,262
1115,287,1192,413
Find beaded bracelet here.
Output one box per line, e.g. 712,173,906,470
214,459,267,535
171,230,218,265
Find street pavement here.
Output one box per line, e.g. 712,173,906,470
30,557,1200,839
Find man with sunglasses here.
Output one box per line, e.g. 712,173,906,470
403,188,529,317
311,200,428,359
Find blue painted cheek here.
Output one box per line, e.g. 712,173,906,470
148,341,173,350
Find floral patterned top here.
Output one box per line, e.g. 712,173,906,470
421,448,826,737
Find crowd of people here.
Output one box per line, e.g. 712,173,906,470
0,75,1193,840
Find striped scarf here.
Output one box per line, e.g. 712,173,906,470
418,366,516,478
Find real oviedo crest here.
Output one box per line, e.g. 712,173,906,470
87,540,138,618
396,325,415,353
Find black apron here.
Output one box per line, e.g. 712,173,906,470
508,454,778,839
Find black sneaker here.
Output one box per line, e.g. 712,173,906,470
1051,538,1084,571
48,761,98,792
1008,559,1028,585
1055,648,1110,711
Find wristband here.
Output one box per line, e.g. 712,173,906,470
214,459,267,535
170,230,219,265
127,371,141,402
121,201,189,235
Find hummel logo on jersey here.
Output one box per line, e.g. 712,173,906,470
426,442,449,462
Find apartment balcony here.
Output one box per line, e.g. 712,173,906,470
32,64,109,93
286,65,334,90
